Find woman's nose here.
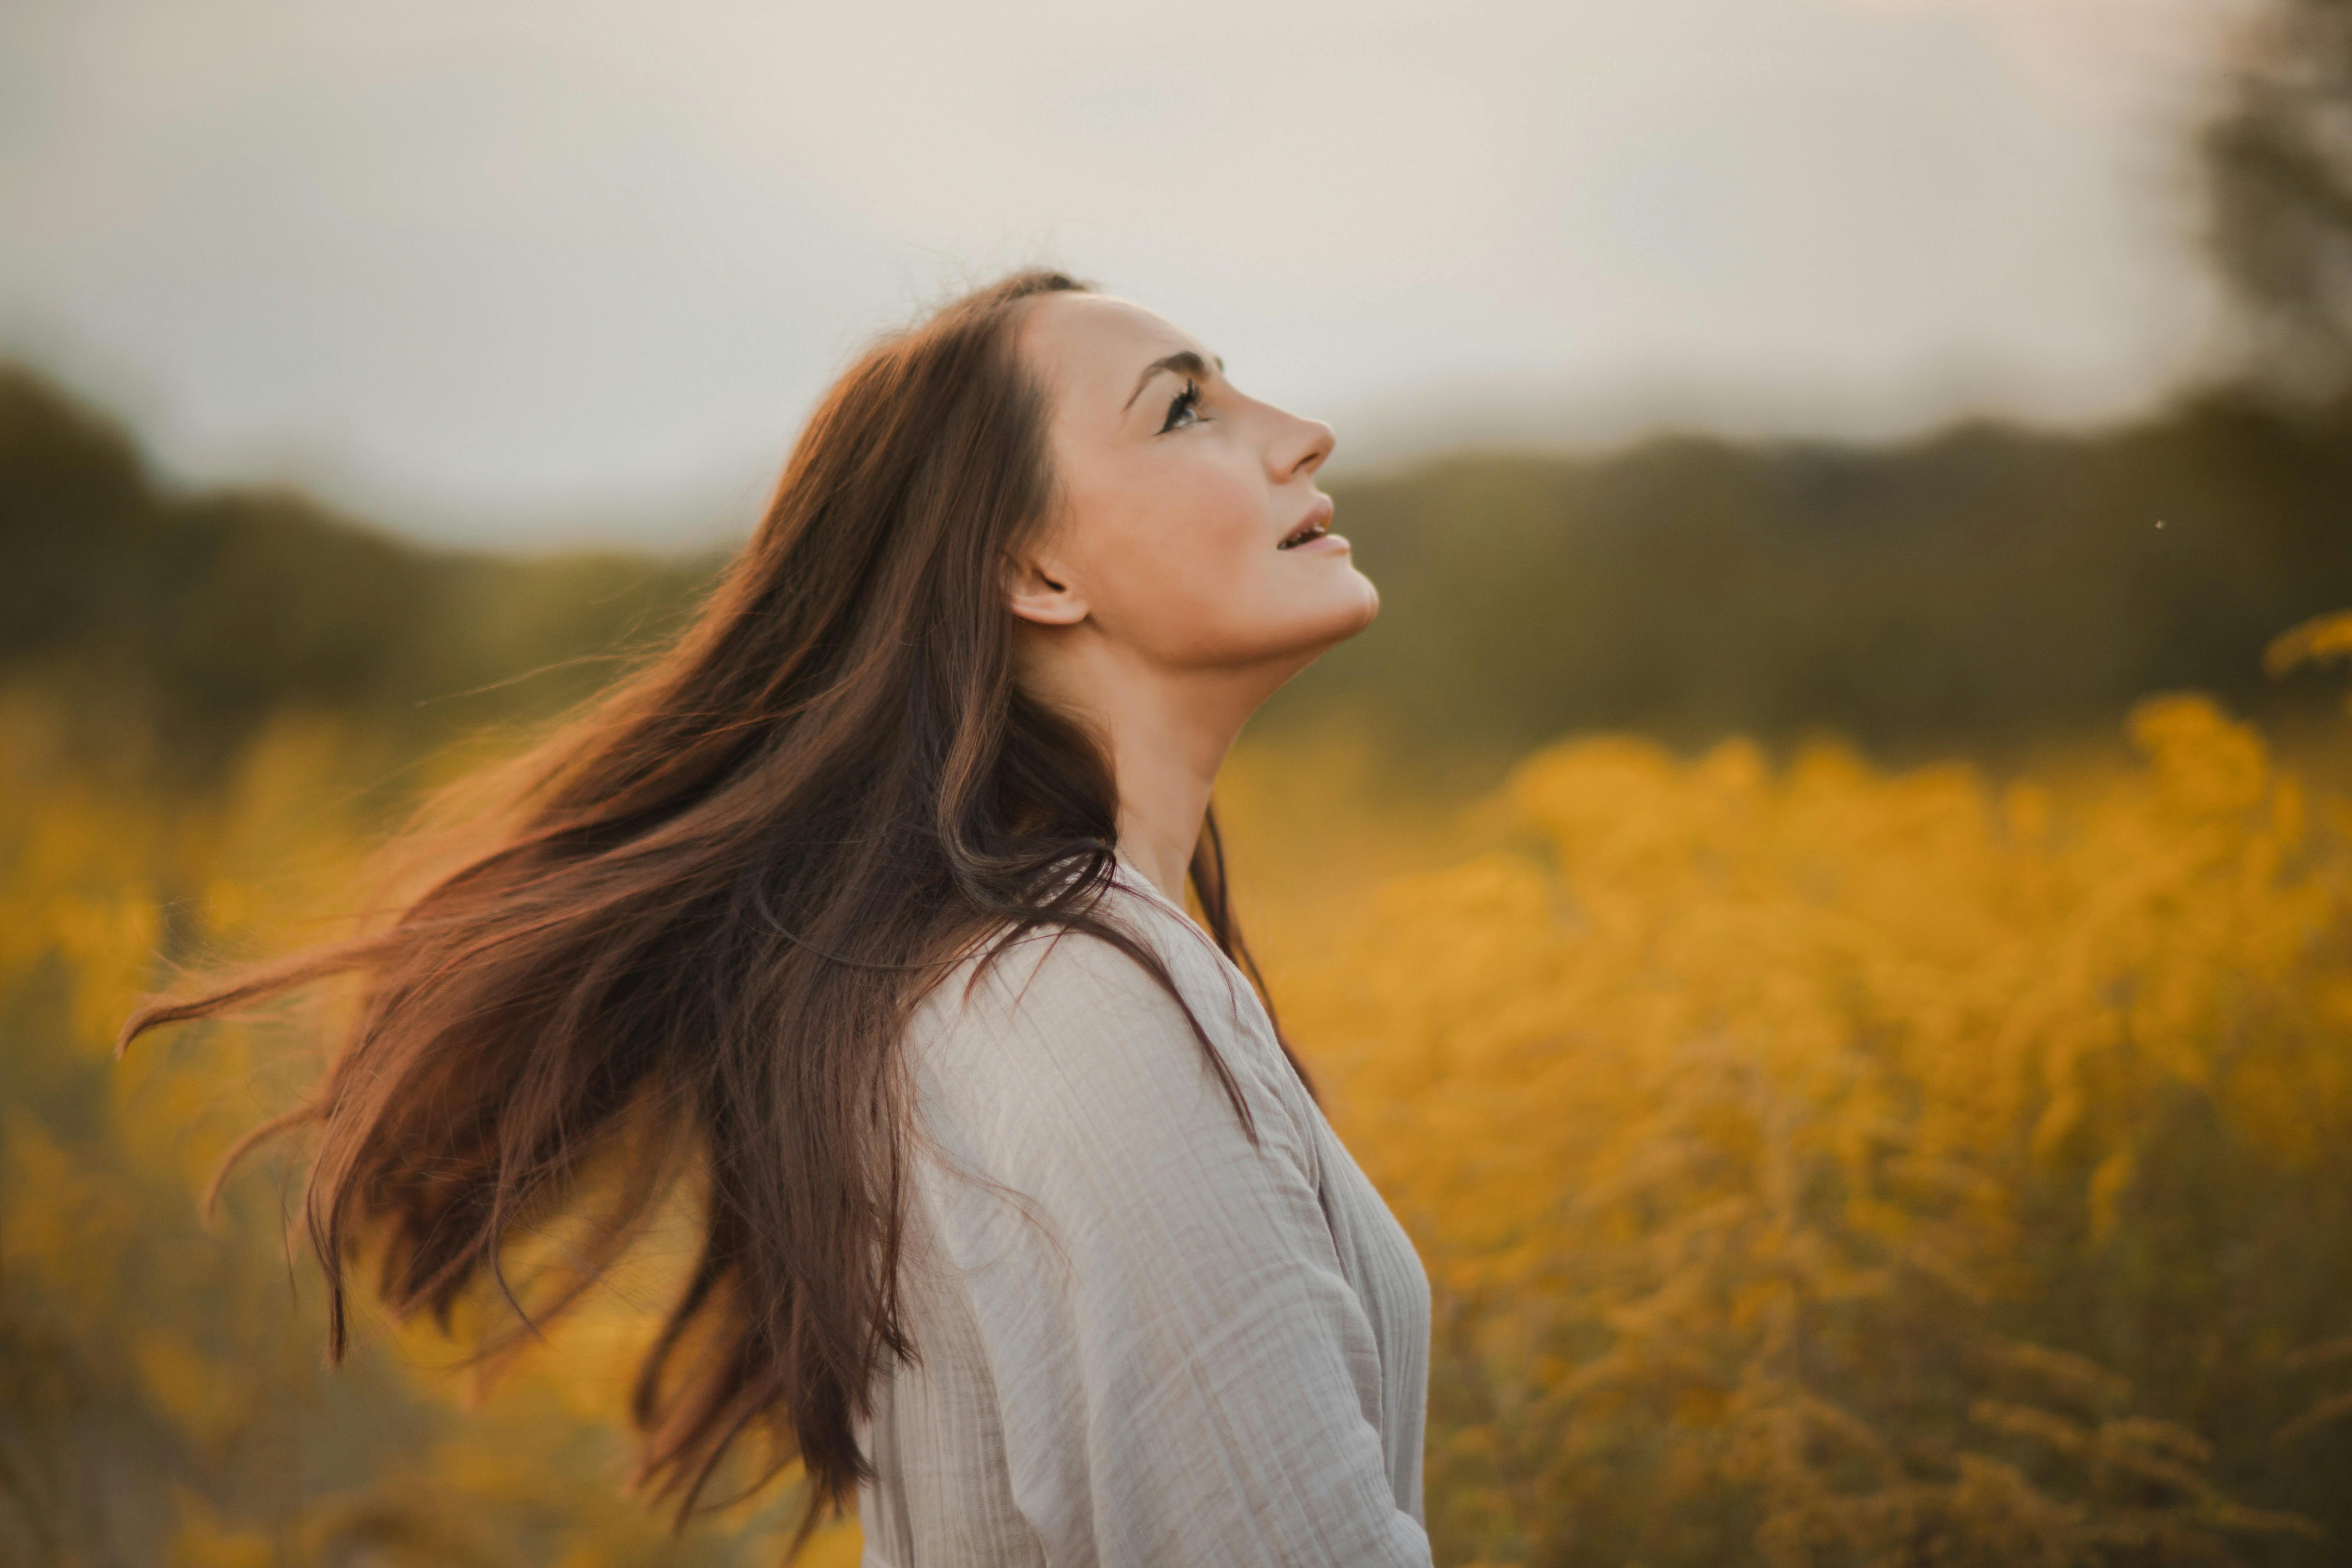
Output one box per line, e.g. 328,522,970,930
1277,413,1337,483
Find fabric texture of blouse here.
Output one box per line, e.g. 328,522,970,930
851,851,1434,1567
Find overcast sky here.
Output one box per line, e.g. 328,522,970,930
0,0,2253,548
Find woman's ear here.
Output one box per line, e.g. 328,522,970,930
1002,545,1088,627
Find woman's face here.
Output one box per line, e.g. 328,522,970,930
1007,292,1378,676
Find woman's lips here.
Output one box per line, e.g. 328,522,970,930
1277,496,1338,549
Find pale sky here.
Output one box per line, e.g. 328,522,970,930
0,0,2252,547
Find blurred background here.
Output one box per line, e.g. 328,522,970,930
7,0,2352,1563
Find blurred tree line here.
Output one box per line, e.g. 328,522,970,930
3,4,2350,782
9,362,2351,779
2202,0,2352,404
0,369,718,776
1273,390,2352,769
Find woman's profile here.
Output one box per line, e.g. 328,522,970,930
122,270,1434,1566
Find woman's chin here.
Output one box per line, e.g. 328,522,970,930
1282,577,1380,656
1326,568,1380,636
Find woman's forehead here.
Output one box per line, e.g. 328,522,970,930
1023,293,1208,403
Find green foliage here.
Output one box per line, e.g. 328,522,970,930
1279,392,2352,769
12,364,2350,788
0,366,720,774
2202,0,2352,401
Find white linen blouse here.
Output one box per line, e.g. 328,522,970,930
851,851,1435,1567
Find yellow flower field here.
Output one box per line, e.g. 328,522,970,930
6,617,2352,1566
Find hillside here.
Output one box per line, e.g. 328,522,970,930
1273,390,2352,766
0,366,718,771
7,364,2349,774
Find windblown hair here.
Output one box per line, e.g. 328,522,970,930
119,268,1309,1556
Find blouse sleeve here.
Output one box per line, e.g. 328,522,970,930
904,923,1435,1568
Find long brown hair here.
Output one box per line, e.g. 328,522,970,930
119,268,1308,1555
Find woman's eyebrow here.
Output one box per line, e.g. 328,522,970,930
1122,349,1224,412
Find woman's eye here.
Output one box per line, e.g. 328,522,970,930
1157,379,1203,434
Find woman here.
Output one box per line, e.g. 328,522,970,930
122,270,1433,1566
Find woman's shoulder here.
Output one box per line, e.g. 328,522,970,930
902,863,1303,1153
906,861,1213,1023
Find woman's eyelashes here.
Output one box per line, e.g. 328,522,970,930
1156,377,1204,435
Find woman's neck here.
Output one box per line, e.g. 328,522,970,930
1015,611,1325,908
